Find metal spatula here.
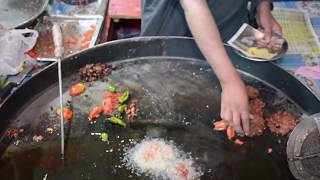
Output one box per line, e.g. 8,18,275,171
52,23,65,160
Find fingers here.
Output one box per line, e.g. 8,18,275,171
257,24,284,54
256,38,268,48
221,110,233,126
232,111,244,135
263,29,272,43
241,111,250,136
221,109,249,136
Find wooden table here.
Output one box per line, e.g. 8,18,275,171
100,0,141,42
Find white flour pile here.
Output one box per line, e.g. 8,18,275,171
123,138,202,180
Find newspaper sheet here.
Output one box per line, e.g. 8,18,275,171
272,8,320,55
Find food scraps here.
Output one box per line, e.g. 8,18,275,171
45,128,54,134
234,139,244,145
246,85,260,99
79,63,113,82
33,135,44,142
249,113,266,137
247,87,266,137
6,128,25,142
6,129,19,138
69,83,85,96
13,140,21,146
249,98,265,116
126,101,138,119
267,111,297,135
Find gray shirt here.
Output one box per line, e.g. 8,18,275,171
141,0,272,42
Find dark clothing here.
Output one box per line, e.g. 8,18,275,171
141,0,272,42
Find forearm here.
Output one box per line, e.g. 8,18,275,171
251,0,273,13
180,0,240,85
256,1,272,15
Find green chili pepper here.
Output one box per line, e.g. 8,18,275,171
107,84,117,93
118,90,130,104
117,105,126,113
108,116,127,127
100,132,109,142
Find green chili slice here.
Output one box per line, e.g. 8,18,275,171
100,132,109,142
117,105,126,113
108,116,127,127
118,90,130,104
107,84,117,93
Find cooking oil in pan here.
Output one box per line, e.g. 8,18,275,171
0,58,300,180
0,120,297,180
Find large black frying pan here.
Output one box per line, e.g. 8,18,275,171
0,37,320,180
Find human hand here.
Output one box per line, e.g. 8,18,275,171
220,76,250,136
256,35,285,53
255,2,282,47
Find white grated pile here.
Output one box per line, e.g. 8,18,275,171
123,138,202,180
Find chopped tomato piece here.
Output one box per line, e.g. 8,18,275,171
56,107,73,121
213,120,229,131
88,106,103,121
103,98,113,115
227,127,235,140
6,129,18,138
234,139,244,145
69,83,85,96
102,92,122,115
25,49,37,58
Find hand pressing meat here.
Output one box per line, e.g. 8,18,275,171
213,85,266,142
214,113,266,138
213,85,298,145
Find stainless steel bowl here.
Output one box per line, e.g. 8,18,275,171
0,0,49,29
234,40,289,62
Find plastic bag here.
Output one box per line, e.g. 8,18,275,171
0,29,39,75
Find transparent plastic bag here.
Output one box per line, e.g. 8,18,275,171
0,29,39,75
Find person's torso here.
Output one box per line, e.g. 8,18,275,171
208,0,249,40
141,0,249,42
